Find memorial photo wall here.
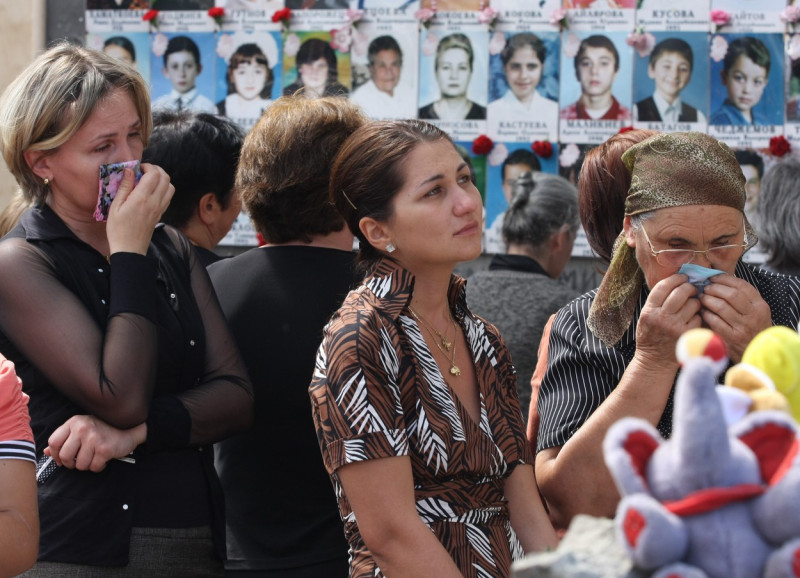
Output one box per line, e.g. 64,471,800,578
85,0,800,256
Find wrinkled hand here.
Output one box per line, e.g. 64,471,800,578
636,274,702,367
700,274,772,363
45,415,146,473
106,163,174,256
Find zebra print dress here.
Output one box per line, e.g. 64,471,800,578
310,258,532,578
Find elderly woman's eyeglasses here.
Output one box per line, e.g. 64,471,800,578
639,222,750,268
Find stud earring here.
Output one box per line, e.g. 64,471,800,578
386,242,396,253
43,178,50,186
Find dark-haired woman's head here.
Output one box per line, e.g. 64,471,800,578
330,120,482,272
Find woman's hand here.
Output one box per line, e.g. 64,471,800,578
700,274,772,363
635,273,702,367
45,415,146,473
106,163,174,256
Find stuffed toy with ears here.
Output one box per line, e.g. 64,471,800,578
603,328,800,578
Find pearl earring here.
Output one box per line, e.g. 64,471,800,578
43,178,50,186
386,242,396,253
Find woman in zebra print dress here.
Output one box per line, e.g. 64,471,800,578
310,120,558,577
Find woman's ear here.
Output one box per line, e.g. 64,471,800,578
359,217,391,251
23,149,51,181
623,216,636,248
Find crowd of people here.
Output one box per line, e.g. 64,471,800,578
1,40,800,577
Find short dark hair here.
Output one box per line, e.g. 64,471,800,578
723,36,771,77
501,32,546,67
368,35,402,67
734,149,765,178
649,37,693,71
238,96,368,244
142,110,245,229
330,120,457,269
104,36,136,63
756,158,800,271
502,172,579,249
296,38,339,83
574,35,619,78
164,35,201,68
502,149,540,181
226,43,273,99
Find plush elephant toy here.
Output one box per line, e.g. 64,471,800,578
603,328,800,578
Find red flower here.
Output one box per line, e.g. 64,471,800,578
531,140,553,159
472,135,494,156
208,6,225,26
618,125,635,134
769,135,792,157
271,8,292,23
142,8,158,21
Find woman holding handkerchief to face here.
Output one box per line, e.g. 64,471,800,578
0,42,252,575
534,131,800,532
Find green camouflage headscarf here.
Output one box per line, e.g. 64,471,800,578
587,131,756,346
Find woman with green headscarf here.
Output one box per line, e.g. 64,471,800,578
533,131,800,531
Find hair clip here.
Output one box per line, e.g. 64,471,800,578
341,190,357,211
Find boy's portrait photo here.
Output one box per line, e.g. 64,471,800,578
356,0,418,6
633,34,708,124
86,33,151,85
418,30,489,121
222,0,284,9
151,33,217,114
285,0,348,8
87,0,149,8
734,148,766,221
282,33,351,99
560,33,632,121
350,28,418,120
484,144,557,254
487,31,559,140
146,0,213,8
709,33,783,126
215,31,281,130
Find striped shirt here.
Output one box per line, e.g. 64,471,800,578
0,354,35,464
537,262,800,452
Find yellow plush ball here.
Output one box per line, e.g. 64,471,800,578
741,326,800,422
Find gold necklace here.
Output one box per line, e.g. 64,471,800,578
408,305,453,351
408,305,461,377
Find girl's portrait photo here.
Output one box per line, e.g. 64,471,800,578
216,31,281,129
418,30,489,121
86,33,152,85
487,31,559,140
282,33,351,99
709,33,783,126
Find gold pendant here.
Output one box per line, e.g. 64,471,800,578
450,364,461,376
441,338,452,352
